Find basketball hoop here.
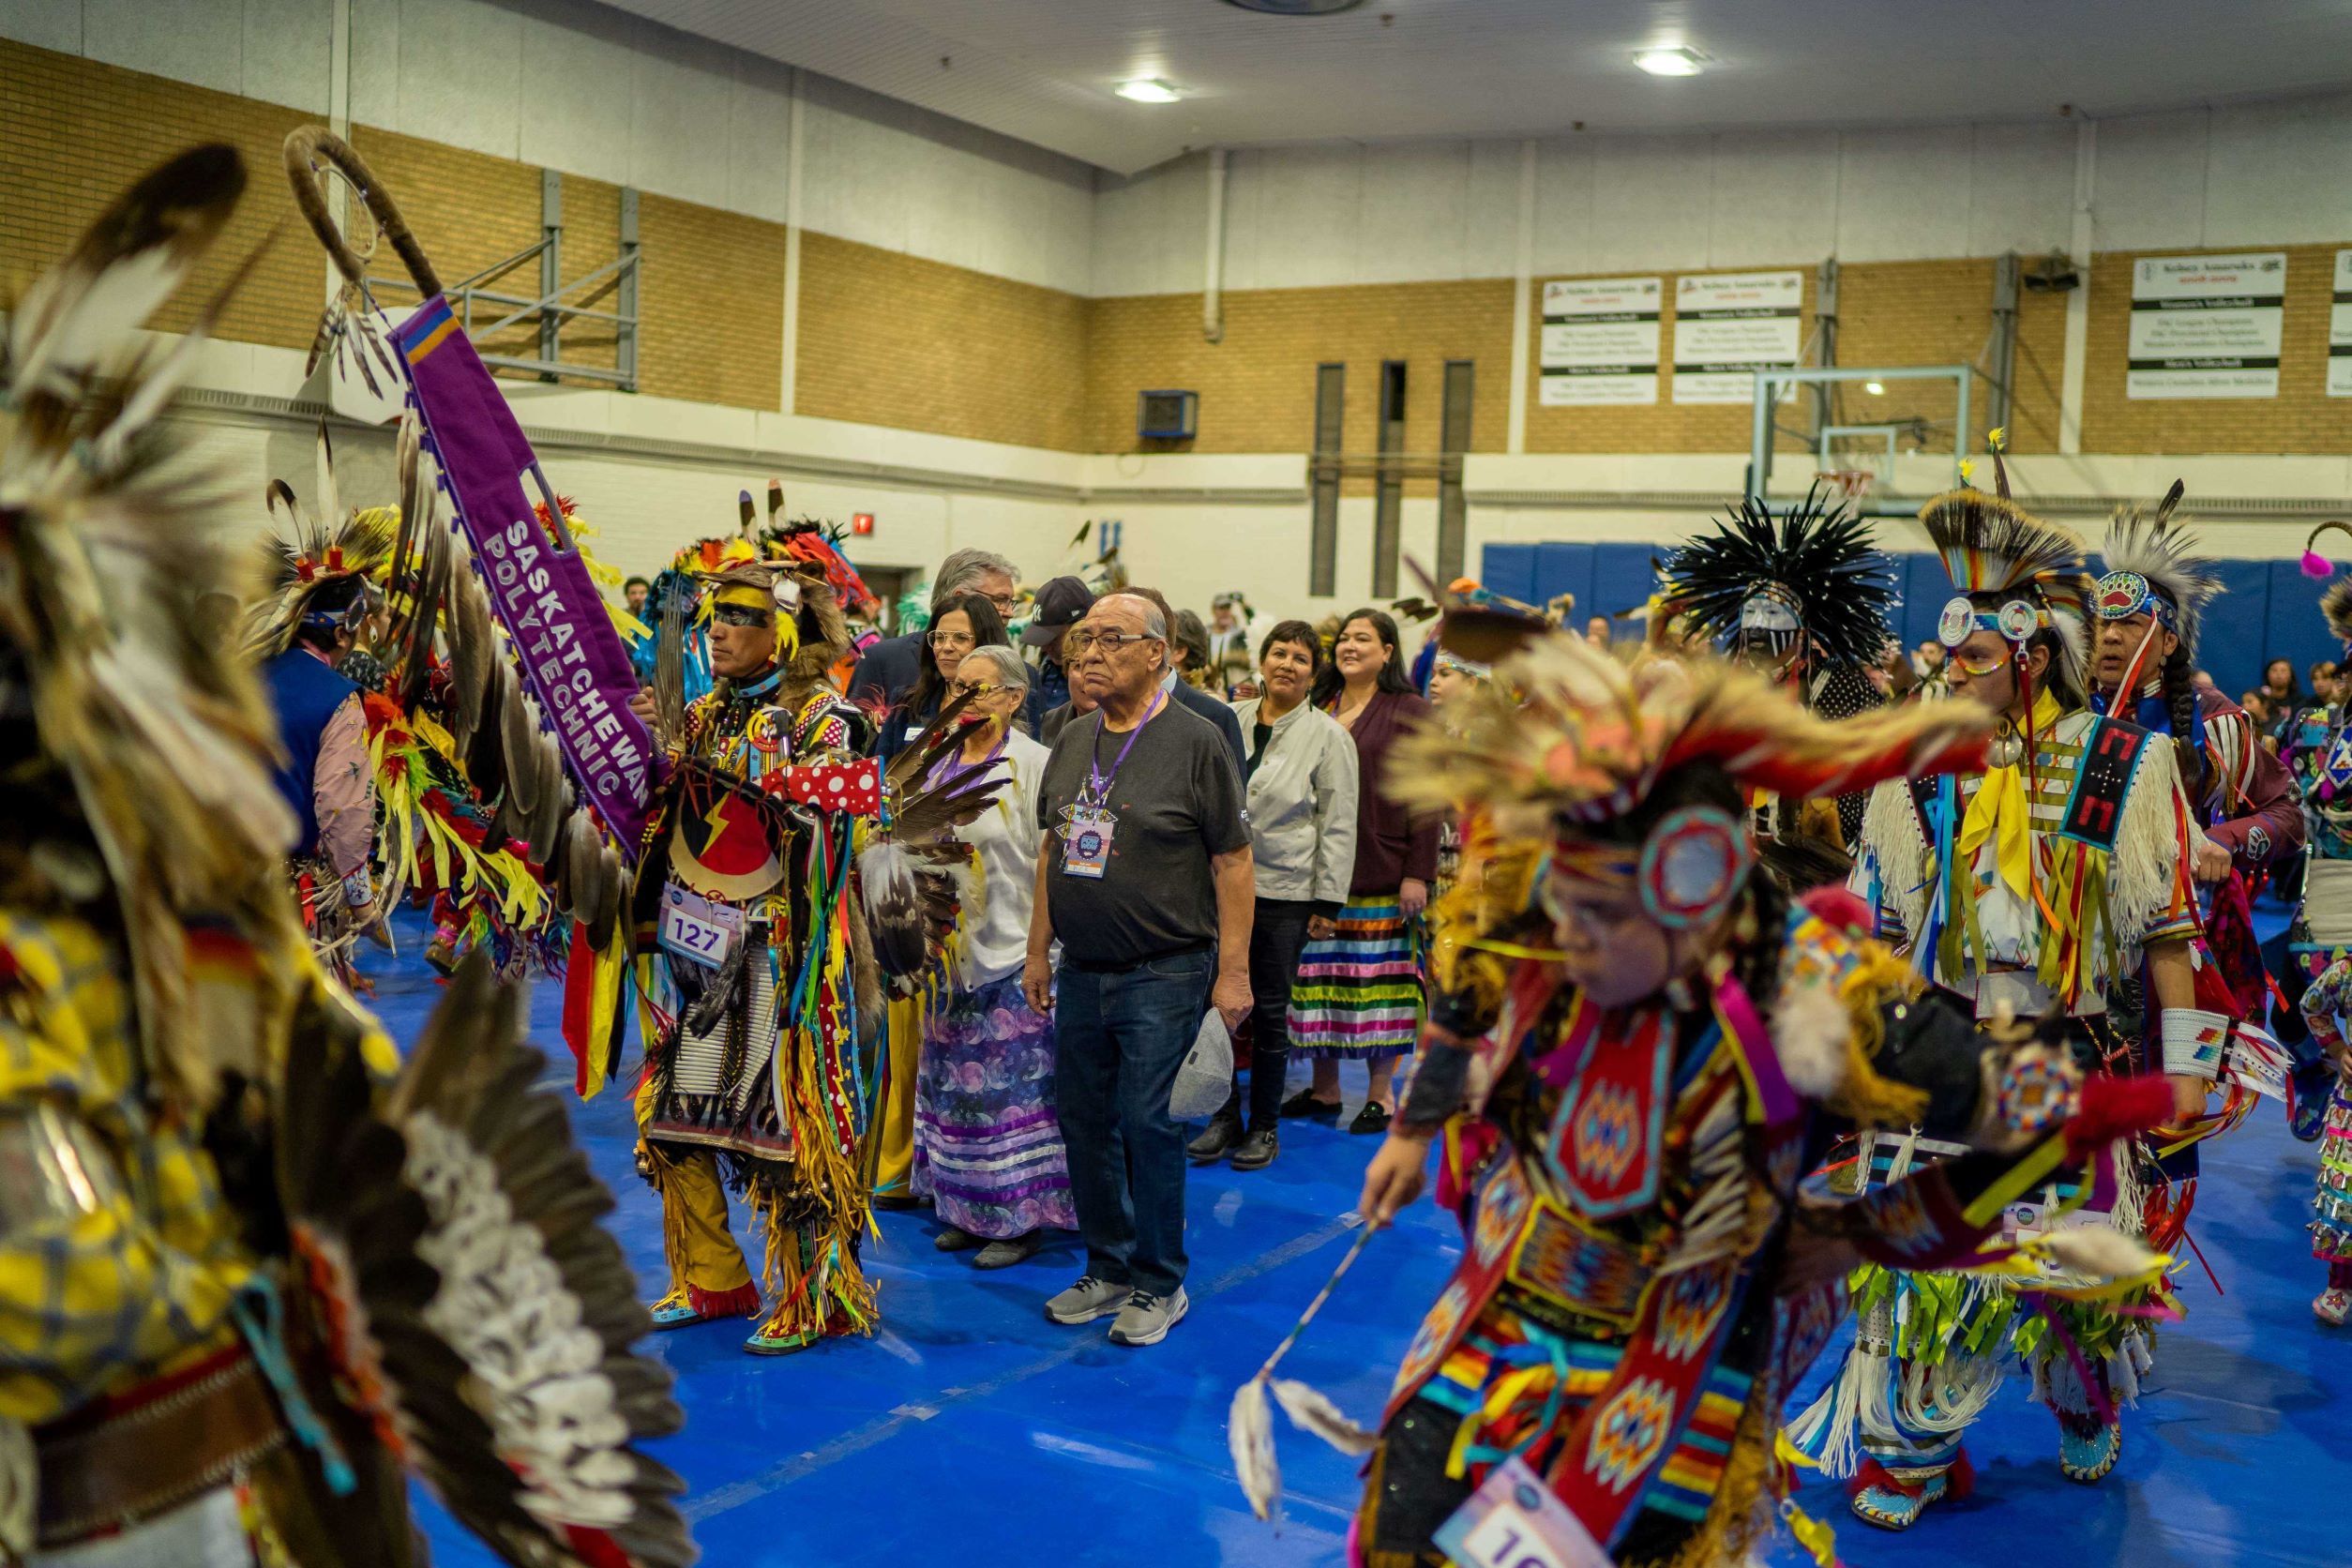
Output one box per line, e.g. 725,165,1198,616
1817,468,1877,506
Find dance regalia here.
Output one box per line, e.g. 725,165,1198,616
2089,491,2303,1020
2283,570,2352,1321
247,456,398,986
1233,629,2175,1567
618,521,910,1354
1790,480,2260,1519
632,655,879,1348
0,142,690,1567
1660,484,1896,875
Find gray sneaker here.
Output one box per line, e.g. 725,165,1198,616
1044,1274,1127,1324
1108,1287,1189,1347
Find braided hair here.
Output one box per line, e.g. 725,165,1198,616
2160,637,2205,799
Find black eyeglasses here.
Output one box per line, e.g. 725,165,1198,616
1069,628,1161,654
949,680,1008,699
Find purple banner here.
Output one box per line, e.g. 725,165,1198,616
393,295,653,852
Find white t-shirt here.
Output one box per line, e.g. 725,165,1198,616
952,728,1048,987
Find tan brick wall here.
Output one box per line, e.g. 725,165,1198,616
636,195,783,409
2080,244,2352,454
795,230,1086,450
1082,279,1514,485
0,38,322,353
1831,258,2069,456
1,40,776,412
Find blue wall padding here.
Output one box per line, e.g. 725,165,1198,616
1481,541,2352,692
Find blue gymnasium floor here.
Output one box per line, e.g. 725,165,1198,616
360,908,2349,1568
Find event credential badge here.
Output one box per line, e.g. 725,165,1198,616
1433,1456,1611,1568
1061,807,1115,880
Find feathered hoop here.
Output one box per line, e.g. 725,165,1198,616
1662,482,1894,670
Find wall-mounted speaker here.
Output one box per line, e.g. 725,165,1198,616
1138,389,1199,441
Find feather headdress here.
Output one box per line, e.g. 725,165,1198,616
2326,579,2352,648
1917,486,2091,687
1662,482,1894,670
0,144,293,1108
249,420,400,656
2095,479,2219,656
1385,630,1991,836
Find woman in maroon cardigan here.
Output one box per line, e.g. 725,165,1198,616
1281,609,1440,1135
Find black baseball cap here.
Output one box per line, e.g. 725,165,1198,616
1022,575,1095,647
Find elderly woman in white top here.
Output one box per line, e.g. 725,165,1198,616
1185,619,1358,1171
915,643,1080,1267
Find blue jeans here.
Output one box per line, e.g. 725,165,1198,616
1053,950,1213,1297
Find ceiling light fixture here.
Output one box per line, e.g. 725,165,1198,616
1864,380,1886,395
1116,78,1183,103
1633,46,1705,77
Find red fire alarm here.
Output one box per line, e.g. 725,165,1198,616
851,512,875,535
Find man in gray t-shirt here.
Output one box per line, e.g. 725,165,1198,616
1024,593,1254,1349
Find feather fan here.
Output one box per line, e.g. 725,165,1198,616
857,688,1010,980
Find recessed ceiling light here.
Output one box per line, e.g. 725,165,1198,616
1116,78,1182,103
1633,46,1705,77
1864,380,1886,395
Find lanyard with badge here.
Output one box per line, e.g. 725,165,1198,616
1058,688,1165,879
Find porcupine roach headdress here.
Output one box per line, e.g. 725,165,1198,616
1662,480,1895,672
1918,482,2092,697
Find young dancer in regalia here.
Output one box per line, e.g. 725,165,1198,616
1319,626,2176,1568
1789,478,2244,1527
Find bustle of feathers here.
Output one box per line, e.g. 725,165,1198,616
1917,485,2091,685
0,143,296,1110
1662,483,1895,669
1383,630,1991,837
281,956,695,1566
2326,579,2352,646
2100,480,2218,656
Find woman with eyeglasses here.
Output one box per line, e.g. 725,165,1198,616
878,592,1011,768
1284,608,1438,1134
1187,620,1358,1170
910,644,1079,1268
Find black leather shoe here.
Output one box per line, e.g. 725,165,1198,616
1229,1128,1278,1170
1280,1088,1342,1122
1349,1102,1393,1136
1187,1111,1244,1162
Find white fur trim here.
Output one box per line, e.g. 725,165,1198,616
1770,965,1849,1100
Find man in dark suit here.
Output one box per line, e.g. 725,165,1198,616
847,548,1021,714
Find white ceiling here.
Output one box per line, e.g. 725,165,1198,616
597,0,2352,176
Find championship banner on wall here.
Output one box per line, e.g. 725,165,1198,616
1671,270,1803,404
1539,276,1662,406
2329,250,2352,398
2127,251,2285,400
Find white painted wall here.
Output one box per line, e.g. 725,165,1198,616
5,0,1094,294
1091,94,2352,295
